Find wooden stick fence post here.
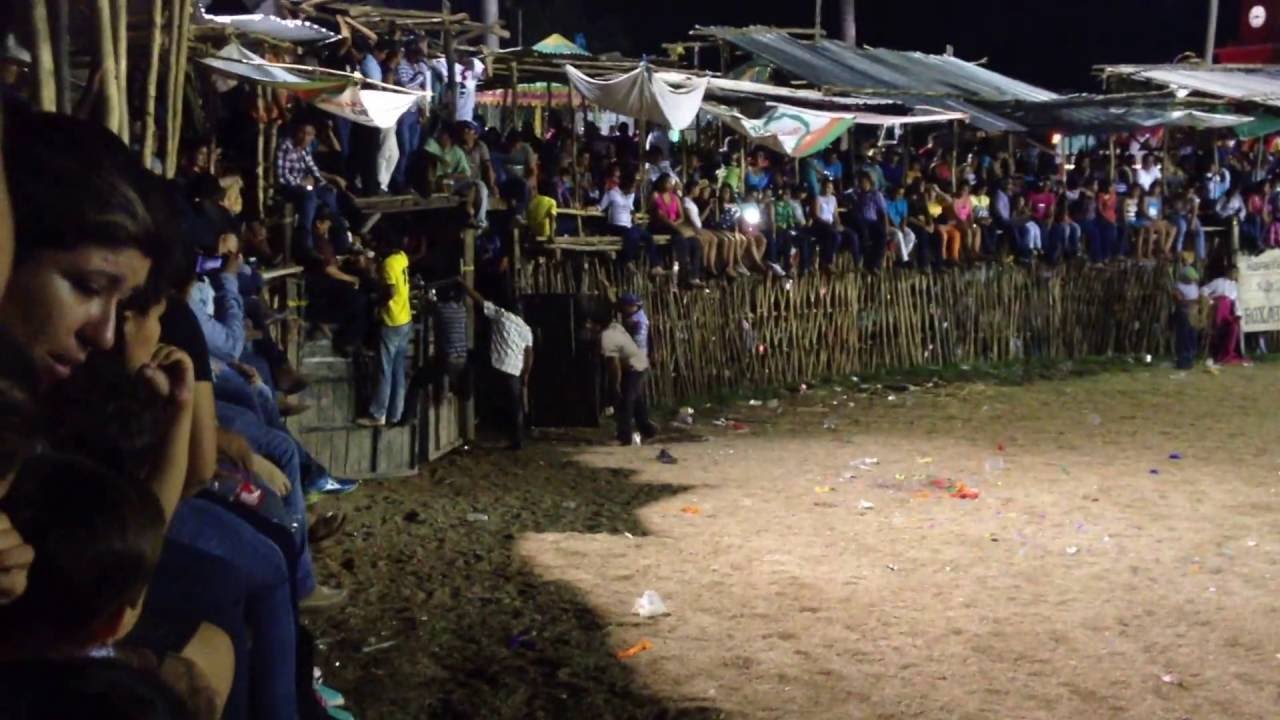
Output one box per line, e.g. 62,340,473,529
30,0,56,112
950,120,959,194
112,0,129,141
94,0,121,137
52,0,69,113
140,0,164,169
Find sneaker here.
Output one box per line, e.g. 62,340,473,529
278,396,313,418
310,476,360,495
735,263,750,276
315,682,346,709
767,262,786,277
300,584,347,612
354,416,386,428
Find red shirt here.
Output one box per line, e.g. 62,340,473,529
1097,191,1118,224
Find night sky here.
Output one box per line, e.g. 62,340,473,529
448,0,1252,92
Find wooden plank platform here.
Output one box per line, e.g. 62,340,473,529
352,193,463,214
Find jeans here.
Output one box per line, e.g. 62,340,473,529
498,370,524,448
371,322,413,422
167,498,298,720
657,229,704,284
815,221,858,268
776,229,814,274
855,217,887,271
613,224,659,267
1242,214,1265,253
889,227,916,262
1045,222,1081,264
1085,218,1119,262
1173,305,1198,369
214,400,315,599
278,184,348,256
1173,215,1207,259
1016,220,1042,257
614,369,655,443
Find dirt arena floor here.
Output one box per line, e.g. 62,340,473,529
311,360,1280,719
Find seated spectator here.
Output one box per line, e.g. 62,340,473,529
772,184,814,276
600,175,656,276
735,188,779,277
906,186,940,270
885,185,916,266
648,173,707,286
1045,202,1081,265
298,208,370,356
813,179,858,272
711,184,748,278
950,181,980,261
1240,181,1267,253
924,184,962,264
0,656,203,719
744,149,773,193
276,121,351,256
459,121,497,229
1011,195,1043,260
677,179,719,275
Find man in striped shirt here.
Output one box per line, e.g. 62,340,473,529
276,121,350,255
464,284,533,450
393,42,431,192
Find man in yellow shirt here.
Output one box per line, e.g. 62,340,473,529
357,228,413,427
525,180,558,241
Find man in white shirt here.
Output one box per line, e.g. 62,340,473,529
430,55,486,122
590,310,656,445
464,284,534,449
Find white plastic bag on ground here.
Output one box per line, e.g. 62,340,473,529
632,590,669,617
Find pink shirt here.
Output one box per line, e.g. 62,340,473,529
952,195,973,222
652,192,681,223
1028,191,1056,222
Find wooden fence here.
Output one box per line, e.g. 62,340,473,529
517,259,1177,407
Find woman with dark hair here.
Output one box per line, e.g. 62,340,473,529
648,173,705,287
0,106,174,387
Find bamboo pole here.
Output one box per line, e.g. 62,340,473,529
52,0,69,113
950,120,959,194
140,0,164,169
165,0,192,177
113,0,129,141
30,0,56,112
94,0,121,137
162,0,181,175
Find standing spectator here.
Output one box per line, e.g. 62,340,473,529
347,37,385,195
463,285,533,450
1171,265,1202,370
276,121,350,255
813,179,857,272
358,229,413,428
589,310,656,446
392,42,431,193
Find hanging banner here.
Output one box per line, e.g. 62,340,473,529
312,86,423,129
565,64,707,130
702,102,966,158
1238,249,1280,331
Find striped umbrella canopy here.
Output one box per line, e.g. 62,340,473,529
532,33,589,56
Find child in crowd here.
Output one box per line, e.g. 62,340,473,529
1171,265,1204,370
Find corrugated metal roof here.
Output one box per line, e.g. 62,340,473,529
701,27,1060,132
1103,65,1280,107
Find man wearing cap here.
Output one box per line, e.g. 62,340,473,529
619,293,649,358
588,307,657,446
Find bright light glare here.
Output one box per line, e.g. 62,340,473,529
742,206,761,225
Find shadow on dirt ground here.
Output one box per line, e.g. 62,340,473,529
312,434,725,720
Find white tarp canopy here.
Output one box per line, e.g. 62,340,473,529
565,64,707,130
702,101,966,157
198,44,425,128
195,5,338,43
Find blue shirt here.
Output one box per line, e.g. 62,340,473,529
188,273,245,364
886,197,908,226
360,54,383,83
856,189,888,223
623,309,649,355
